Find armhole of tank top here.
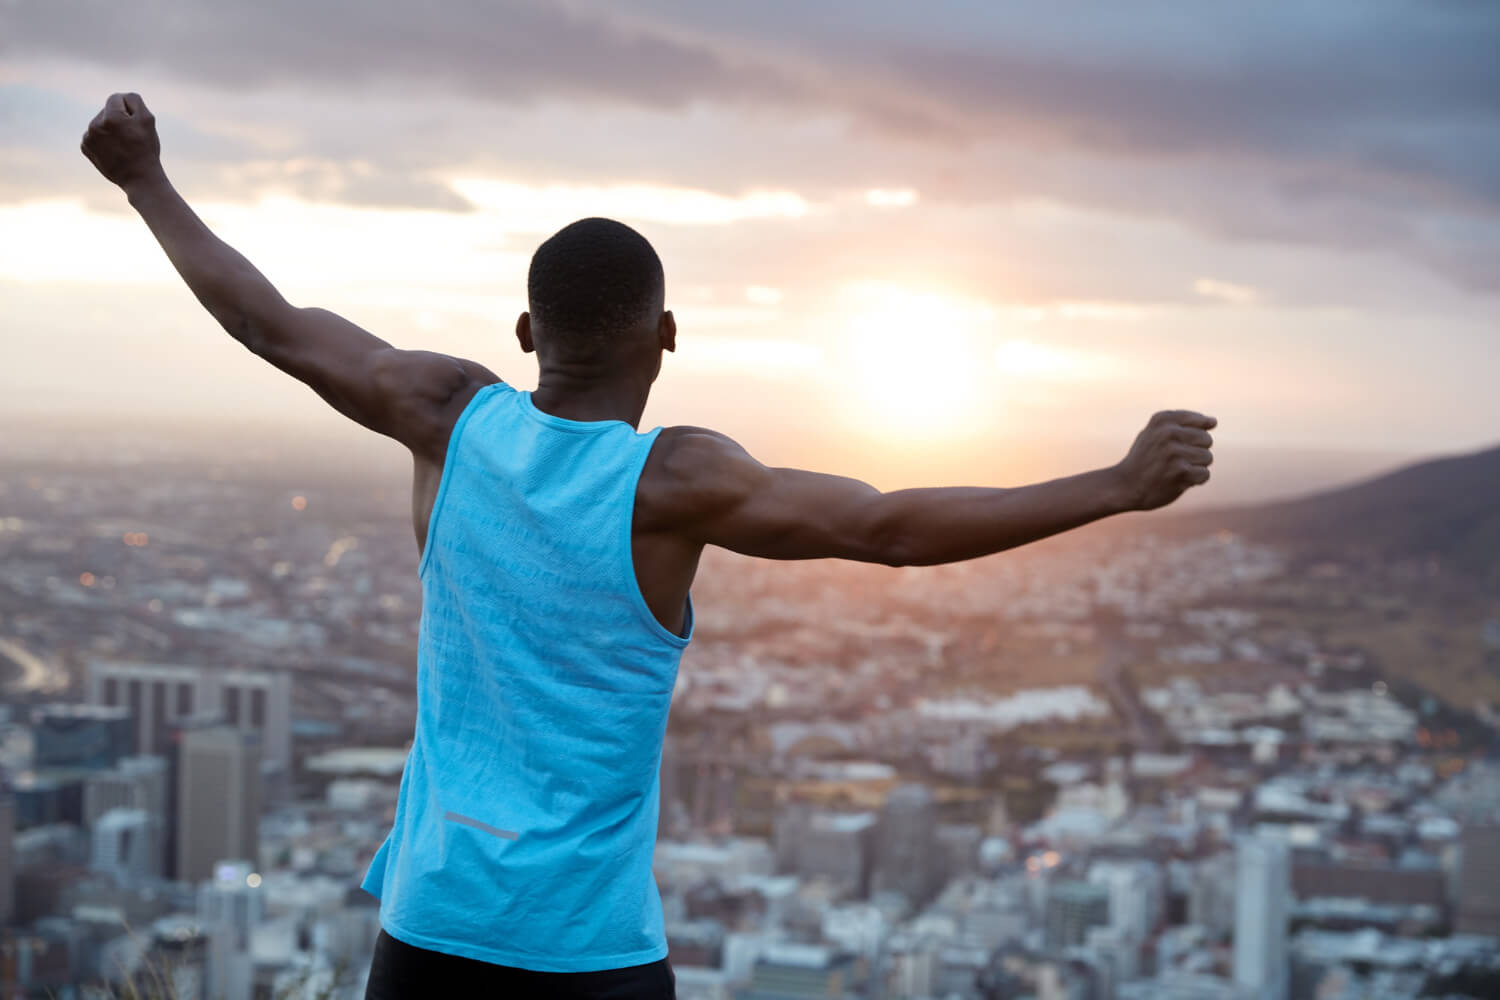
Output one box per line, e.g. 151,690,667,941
622,429,693,649
416,383,503,582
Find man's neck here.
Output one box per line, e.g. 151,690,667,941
530,367,651,429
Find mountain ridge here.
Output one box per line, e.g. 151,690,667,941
1161,440,1500,590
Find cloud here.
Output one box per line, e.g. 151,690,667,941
575,1,1500,290
447,177,809,226
993,340,1126,381
218,159,479,213
865,188,918,208
0,0,810,110
744,286,783,307
3,1,1498,292
1194,278,1259,306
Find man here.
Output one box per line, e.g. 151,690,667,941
82,93,1214,999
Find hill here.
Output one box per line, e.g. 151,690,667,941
1167,441,1500,591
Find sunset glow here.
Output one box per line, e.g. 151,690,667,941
0,2,1495,497
837,283,992,439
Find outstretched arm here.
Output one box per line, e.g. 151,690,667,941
80,92,496,459
638,411,1215,567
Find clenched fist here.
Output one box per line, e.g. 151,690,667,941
80,92,163,189
1115,410,1216,511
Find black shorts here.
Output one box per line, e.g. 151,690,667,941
364,928,677,999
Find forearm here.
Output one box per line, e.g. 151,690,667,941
875,466,1135,566
124,169,287,343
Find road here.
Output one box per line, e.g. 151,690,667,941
1096,641,1162,752
0,636,68,695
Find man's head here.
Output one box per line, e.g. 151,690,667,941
519,218,674,372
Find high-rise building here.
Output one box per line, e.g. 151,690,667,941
197,860,264,945
12,771,84,829
1044,880,1111,951
1232,834,1289,1000
688,759,739,834
1188,852,1236,940
30,703,134,769
175,725,262,884
1455,824,1500,937
1088,858,1163,942
0,782,14,926
737,943,861,999
83,755,169,827
872,784,940,909
659,735,681,839
85,755,170,880
198,860,265,1000
935,823,984,885
775,807,876,898
91,807,157,883
84,661,291,778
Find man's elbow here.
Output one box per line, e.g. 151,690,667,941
224,301,299,363
234,313,271,357
857,500,919,568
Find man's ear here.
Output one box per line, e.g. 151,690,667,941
658,310,677,353
516,311,535,354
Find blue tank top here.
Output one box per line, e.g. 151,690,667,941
360,381,694,972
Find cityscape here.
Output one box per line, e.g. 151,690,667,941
5,1,1499,998
1,426,1497,999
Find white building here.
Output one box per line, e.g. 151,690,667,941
653,838,774,891
198,861,265,1000
91,807,156,883
1119,973,1238,1000
1232,834,1290,1000
1088,858,1162,944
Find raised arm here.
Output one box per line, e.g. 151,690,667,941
79,92,497,459
637,411,1215,567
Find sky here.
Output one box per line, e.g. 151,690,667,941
2,1,1497,504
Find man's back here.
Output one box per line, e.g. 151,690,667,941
83,94,1215,996
363,382,693,971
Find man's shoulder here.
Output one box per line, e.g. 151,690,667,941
649,425,757,478
372,349,501,402
638,425,761,528
371,349,503,460
652,424,732,455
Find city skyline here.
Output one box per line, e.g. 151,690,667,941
3,5,1499,996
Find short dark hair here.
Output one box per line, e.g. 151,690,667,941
527,218,664,351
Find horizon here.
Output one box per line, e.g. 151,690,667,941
0,404,1479,513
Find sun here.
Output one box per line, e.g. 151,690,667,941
834,282,991,441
